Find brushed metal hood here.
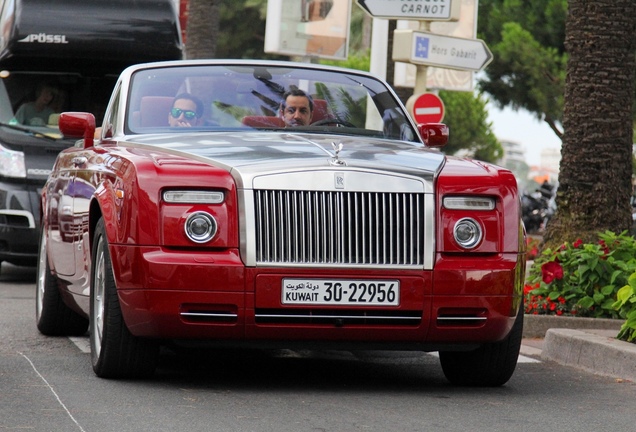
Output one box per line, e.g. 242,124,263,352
129,131,446,190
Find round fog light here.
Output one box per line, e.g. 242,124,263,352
453,218,482,249
185,212,217,243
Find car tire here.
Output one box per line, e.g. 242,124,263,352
36,226,88,336
90,218,159,379
438,306,523,387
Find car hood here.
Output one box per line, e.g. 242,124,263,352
127,131,446,189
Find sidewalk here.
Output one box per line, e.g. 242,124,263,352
521,315,636,382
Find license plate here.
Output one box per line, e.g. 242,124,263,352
282,279,400,306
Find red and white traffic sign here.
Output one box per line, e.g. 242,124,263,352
411,93,445,123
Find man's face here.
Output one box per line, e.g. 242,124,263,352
280,95,312,126
169,98,199,127
38,88,55,105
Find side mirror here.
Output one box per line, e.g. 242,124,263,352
59,112,96,148
418,123,449,148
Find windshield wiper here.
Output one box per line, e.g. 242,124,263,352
0,122,61,141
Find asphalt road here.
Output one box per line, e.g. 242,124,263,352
1,263,634,432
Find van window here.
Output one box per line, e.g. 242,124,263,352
0,71,117,131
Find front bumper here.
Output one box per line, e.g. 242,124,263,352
112,245,523,350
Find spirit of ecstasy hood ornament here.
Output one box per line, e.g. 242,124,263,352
330,141,345,166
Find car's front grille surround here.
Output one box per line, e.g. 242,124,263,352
253,189,428,267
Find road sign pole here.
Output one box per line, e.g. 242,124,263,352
407,21,432,122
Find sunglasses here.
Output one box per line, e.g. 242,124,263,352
170,108,198,120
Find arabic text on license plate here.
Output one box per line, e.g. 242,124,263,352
282,279,399,306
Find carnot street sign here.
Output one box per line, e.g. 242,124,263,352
392,29,493,72
411,93,445,123
356,0,460,21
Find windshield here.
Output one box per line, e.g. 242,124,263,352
126,64,418,142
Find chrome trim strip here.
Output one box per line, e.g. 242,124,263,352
249,262,425,270
255,313,421,321
424,193,435,269
252,168,432,193
437,317,488,321
180,312,238,318
239,188,256,266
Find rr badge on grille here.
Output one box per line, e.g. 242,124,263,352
335,172,344,189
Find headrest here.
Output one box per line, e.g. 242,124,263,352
242,116,285,128
140,96,174,127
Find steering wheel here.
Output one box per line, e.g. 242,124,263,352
311,118,356,128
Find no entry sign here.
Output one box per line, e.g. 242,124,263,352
412,93,445,123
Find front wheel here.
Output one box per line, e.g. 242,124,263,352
438,307,524,387
90,218,159,379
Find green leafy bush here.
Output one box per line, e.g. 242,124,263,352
612,274,636,342
525,231,636,323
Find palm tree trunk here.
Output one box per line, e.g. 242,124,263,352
543,0,636,247
185,0,220,59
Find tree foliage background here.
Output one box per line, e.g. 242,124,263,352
478,0,636,143
478,0,568,139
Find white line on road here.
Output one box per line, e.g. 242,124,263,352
69,336,90,354
427,351,540,363
18,352,88,432
520,344,542,361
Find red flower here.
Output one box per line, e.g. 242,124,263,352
573,239,583,248
599,240,610,255
541,261,564,284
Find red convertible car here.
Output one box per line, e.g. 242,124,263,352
36,60,526,385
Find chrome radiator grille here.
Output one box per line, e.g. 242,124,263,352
254,190,425,266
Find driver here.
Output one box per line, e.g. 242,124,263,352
279,89,313,126
169,93,204,127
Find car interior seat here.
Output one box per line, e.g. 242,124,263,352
311,99,334,124
241,115,285,128
138,96,174,127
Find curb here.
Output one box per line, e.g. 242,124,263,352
522,314,623,338
542,329,636,382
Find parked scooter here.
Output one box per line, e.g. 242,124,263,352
522,181,556,234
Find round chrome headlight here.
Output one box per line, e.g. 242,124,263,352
184,211,217,243
453,218,482,249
